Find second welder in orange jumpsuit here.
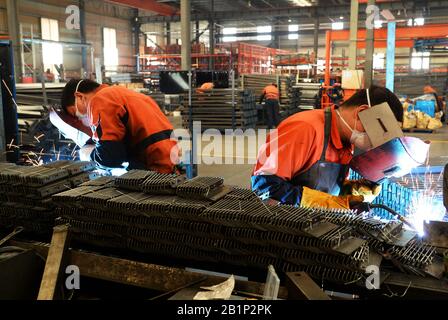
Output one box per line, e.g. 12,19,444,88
260,83,281,129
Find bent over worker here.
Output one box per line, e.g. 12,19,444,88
60,79,179,174
260,83,281,129
251,85,405,209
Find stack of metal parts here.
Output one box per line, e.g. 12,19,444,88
110,73,144,84
294,83,321,110
181,89,258,130
15,83,65,106
0,161,96,240
285,83,302,118
51,170,444,285
13,84,77,165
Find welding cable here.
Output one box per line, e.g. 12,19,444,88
369,204,415,229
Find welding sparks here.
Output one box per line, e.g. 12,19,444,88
403,166,446,237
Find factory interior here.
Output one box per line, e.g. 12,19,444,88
0,0,448,303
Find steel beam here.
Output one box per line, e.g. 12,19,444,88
138,1,448,23
37,225,71,300
286,272,331,300
107,0,178,16
348,0,359,70
11,240,289,299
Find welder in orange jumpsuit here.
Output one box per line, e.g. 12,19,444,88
59,79,180,174
260,83,281,129
252,85,405,209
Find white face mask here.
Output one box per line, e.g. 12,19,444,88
74,80,90,127
337,109,373,151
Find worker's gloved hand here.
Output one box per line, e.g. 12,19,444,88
341,179,382,203
301,187,364,210
79,144,95,162
350,202,372,215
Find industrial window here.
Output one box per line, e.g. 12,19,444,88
331,22,344,30
408,18,425,26
374,20,383,29
41,18,63,71
146,34,158,48
288,25,299,40
411,52,430,70
103,27,119,71
373,53,385,70
257,25,272,41
223,27,237,42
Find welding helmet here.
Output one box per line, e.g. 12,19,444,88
349,89,430,182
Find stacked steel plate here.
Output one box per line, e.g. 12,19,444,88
52,169,444,284
0,161,96,239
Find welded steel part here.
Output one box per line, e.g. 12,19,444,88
142,172,186,195
114,170,155,191
176,176,225,200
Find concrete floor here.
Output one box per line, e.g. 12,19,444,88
170,115,448,188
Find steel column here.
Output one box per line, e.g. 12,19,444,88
6,0,23,82
385,21,396,92
364,0,375,88
79,0,88,75
181,0,191,71
348,0,359,70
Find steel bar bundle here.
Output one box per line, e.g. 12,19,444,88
181,89,258,130
0,161,96,240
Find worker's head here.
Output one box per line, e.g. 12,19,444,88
61,79,101,119
271,83,278,88
337,85,404,150
424,85,437,94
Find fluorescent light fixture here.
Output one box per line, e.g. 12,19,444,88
288,24,299,40
257,35,272,41
408,18,425,26
332,22,344,30
289,25,299,32
257,25,272,33
374,20,383,29
223,36,237,42
414,18,425,26
223,27,237,35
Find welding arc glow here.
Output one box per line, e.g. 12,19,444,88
403,166,446,237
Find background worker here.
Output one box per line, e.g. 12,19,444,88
252,85,405,209
260,83,281,129
59,79,179,174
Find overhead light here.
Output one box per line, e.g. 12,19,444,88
339,16,344,20
332,22,344,30
288,19,292,23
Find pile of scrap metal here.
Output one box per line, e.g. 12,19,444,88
50,170,445,286
13,84,77,165
0,161,97,240
181,89,258,130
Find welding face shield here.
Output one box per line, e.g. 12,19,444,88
348,92,430,182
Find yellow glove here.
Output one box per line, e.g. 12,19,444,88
342,179,382,203
300,187,364,210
